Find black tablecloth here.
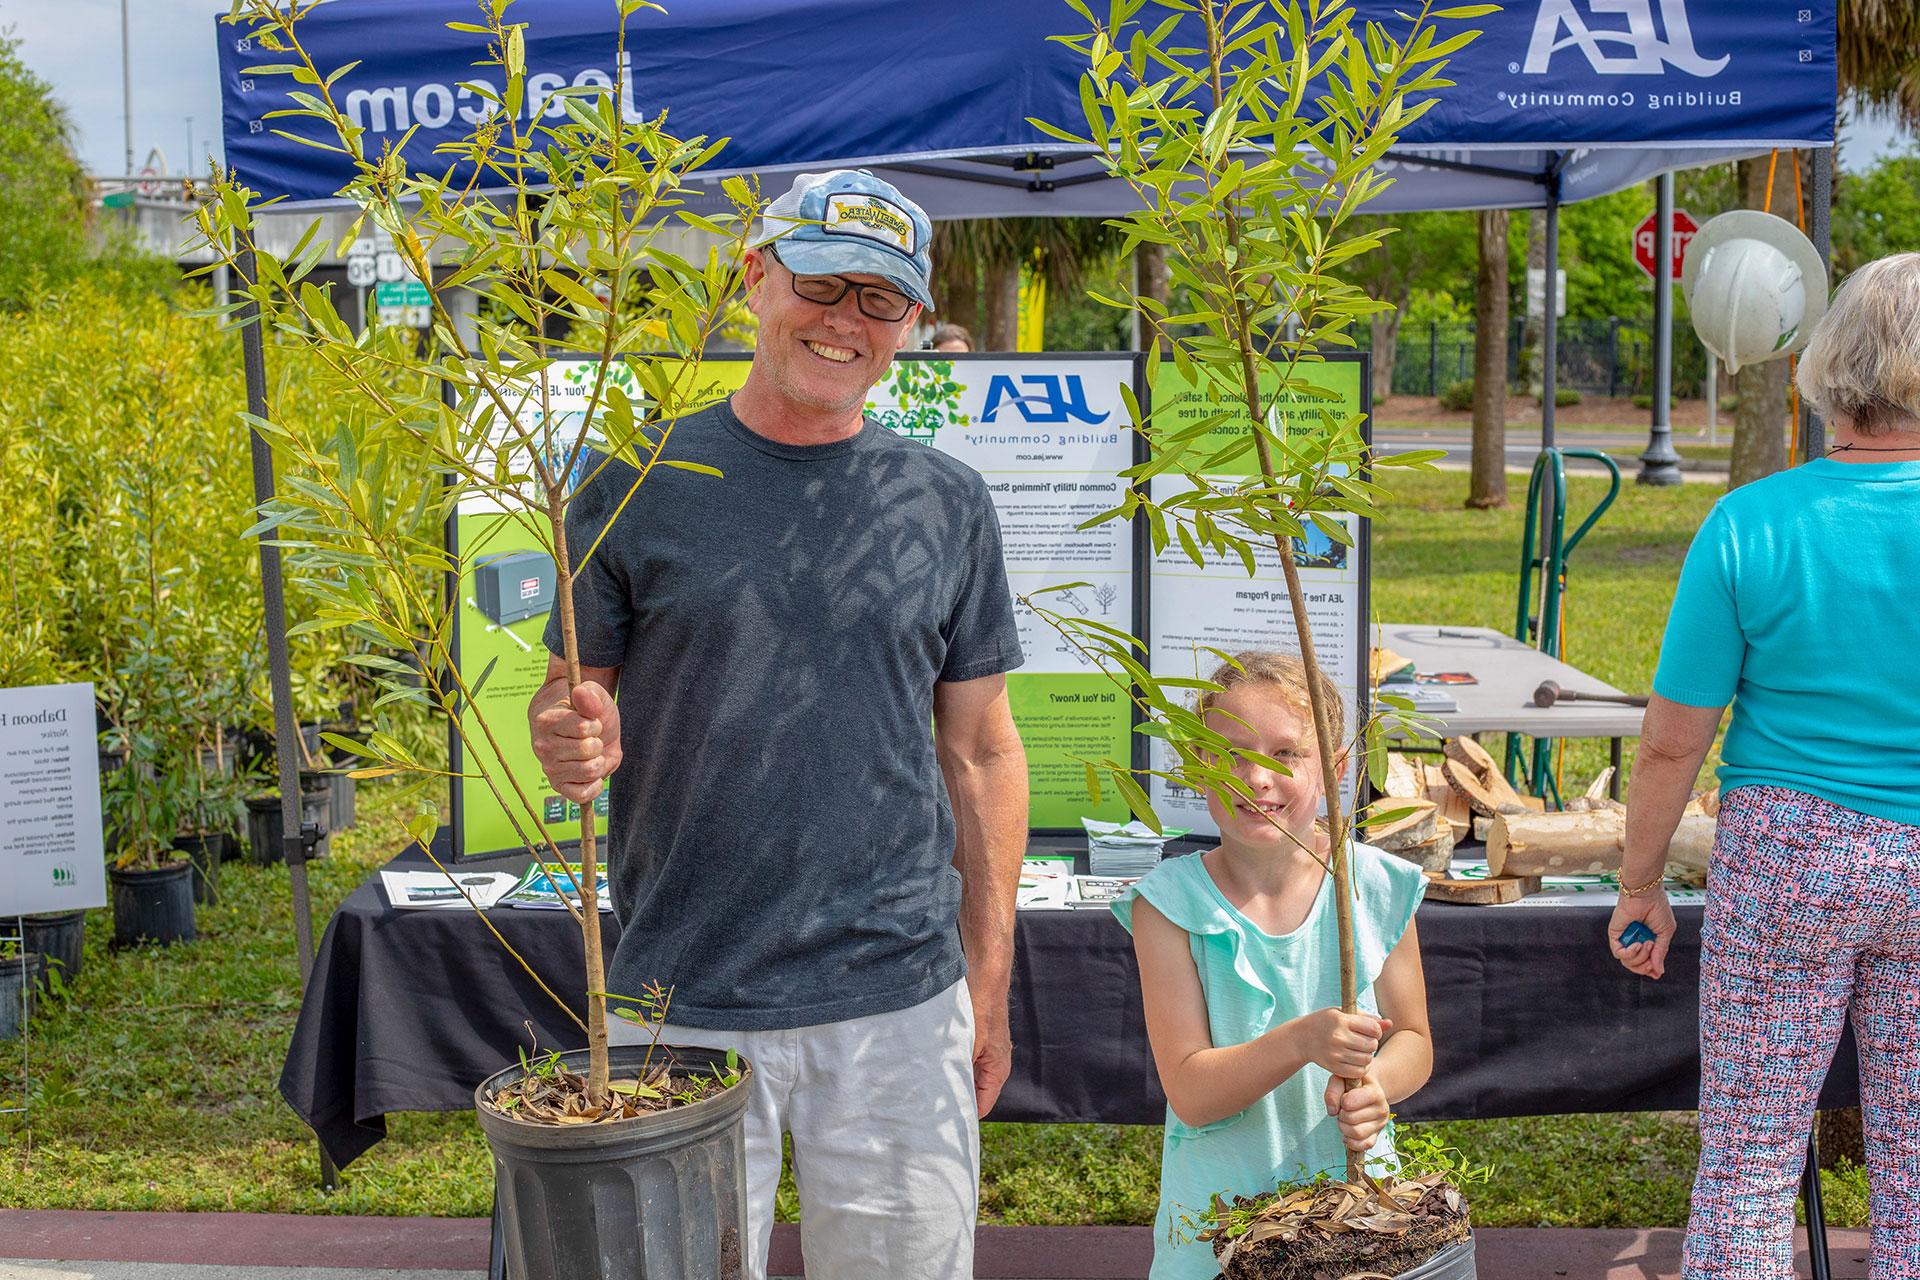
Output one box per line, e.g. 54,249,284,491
282,842,1860,1170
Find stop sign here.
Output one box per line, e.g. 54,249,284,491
1634,208,1698,280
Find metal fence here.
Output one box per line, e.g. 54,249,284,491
1357,317,1712,400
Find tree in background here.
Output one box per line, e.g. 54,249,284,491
1467,209,1509,510
931,217,1124,349
1345,211,1473,404
0,30,89,307
1833,144,1920,275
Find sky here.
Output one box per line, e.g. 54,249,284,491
8,0,1916,180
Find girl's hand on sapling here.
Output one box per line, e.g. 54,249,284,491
1325,1073,1390,1151
1290,1007,1390,1078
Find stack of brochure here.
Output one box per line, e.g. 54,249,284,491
1068,874,1139,910
1082,817,1185,877
381,869,520,911
501,862,614,911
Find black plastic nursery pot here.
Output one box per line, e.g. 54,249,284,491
109,862,196,947
173,833,222,906
475,1045,752,1280
244,785,331,865
23,911,85,992
0,952,43,1041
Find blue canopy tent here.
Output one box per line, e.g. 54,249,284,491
217,0,1839,1221
220,0,1838,451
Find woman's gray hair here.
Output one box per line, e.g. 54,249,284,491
1795,252,1920,436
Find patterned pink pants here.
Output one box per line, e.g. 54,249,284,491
1685,786,1920,1280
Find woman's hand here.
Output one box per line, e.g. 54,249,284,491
1608,888,1678,980
1324,1073,1390,1152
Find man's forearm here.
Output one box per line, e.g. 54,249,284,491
950,750,1029,1009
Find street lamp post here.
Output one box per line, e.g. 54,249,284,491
1637,171,1684,486
121,0,134,178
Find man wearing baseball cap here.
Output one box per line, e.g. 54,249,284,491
529,170,1028,1279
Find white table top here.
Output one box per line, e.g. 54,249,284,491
1379,622,1645,739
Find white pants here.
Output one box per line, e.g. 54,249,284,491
611,979,979,1280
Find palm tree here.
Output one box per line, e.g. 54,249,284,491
1728,0,1920,488
931,217,1127,349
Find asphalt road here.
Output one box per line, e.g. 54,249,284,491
1374,424,1729,481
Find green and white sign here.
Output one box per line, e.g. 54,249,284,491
0,682,107,914
449,359,747,858
876,356,1137,828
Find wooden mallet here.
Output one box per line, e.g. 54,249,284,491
1533,680,1648,709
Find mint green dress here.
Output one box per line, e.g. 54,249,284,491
1113,843,1426,1280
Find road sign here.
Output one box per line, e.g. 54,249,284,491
375,281,430,308
1634,208,1698,281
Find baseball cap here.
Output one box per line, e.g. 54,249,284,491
756,170,935,309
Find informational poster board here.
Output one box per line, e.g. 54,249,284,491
450,353,1141,857
0,682,107,914
448,359,750,859
902,355,1136,829
1144,356,1371,838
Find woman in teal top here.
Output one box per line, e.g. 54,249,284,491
1609,253,1920,1279
1114,652,1431,1279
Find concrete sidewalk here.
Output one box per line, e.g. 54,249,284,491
0,1211,1876,1279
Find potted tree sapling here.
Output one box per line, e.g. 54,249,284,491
1030,1,1490,1275
198,3,764,1275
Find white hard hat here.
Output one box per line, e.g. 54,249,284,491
1682,211,1828,374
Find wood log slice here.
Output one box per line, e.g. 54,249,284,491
1443,757,1527,819
1443,735,1499,775
1362,801,1441,853
1381,752,1424,800
1424,872,1541,904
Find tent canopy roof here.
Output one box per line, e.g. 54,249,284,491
219,0,1836,213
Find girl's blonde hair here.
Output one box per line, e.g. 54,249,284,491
1197,651,1345,747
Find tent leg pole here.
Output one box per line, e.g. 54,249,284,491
1639,171,1683,486
237,244,334,1192
1541,189,1559,453
1802,148,1833,463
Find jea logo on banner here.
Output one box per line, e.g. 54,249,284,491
1523,0,1729,76
979,375,1112,426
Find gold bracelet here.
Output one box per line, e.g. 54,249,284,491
1618,871,1665,897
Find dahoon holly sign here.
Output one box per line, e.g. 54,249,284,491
1634,208,1698,281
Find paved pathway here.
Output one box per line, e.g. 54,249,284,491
0,1211,1876,1279
1374,425,1729,483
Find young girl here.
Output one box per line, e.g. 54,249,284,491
1114,651,1433,1279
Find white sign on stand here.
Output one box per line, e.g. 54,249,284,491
1145,359,1371,838
0,683,107,915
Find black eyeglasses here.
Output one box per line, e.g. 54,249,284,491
765,247,915,323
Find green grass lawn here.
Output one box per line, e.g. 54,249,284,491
0,468,1871,1226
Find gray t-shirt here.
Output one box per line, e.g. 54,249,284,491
543,397,1024,1029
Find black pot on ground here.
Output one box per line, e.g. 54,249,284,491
108,863,195,948
476,1045,752,1280
0,952,43,1040
301,767,356,833
23,911,85,992
244,786,331,865
173,833,222,906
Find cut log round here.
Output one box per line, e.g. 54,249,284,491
1381,753,1424,799
1444,735,1499,776
1424,872,1541,904
1363,801,1441,853
1443,757,1526,819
